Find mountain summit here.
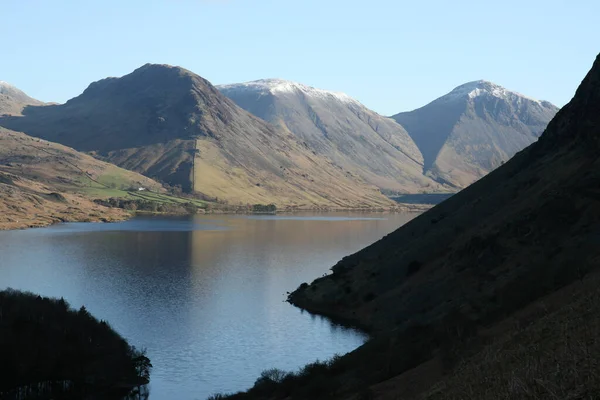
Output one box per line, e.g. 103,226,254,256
0,64,394,207
219,79,359,104
392,80,558,188
219,79,445,194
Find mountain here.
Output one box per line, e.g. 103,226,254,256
0,65,394,208
224,55,600,399
0,81,44,116
0,127,164,230
392,80,559,188
218,79,445,194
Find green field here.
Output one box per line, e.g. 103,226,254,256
128,190,208,208
78,187,133,198
70,168,210,209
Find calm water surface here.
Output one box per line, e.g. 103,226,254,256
0,212,418,399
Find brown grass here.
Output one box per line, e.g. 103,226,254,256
0,127,166,229
424,275,600,400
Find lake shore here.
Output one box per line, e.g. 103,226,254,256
0,212,399,398
1,202,431,231
0,193,131,231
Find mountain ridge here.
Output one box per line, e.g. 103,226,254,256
219,79,447,194
0,65,396,208
392,79,559,188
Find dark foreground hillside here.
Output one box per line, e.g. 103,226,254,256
0,290,151,400
214,54,600,399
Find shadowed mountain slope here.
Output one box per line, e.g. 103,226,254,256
219,79,445,194
392,81,558,188
214,54,600,400
0,65,393,208
292,56,598,333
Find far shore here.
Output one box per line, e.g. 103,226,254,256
0,202,432,232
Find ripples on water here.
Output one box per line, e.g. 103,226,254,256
0,212,418,399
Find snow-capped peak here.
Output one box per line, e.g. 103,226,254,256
441,80,543,104
218,79,359,105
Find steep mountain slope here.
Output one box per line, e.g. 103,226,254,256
0,127,164,229
392,81,558,188
222,55,600,399
218,79,445,194
0,81,44,116
0,65,393,208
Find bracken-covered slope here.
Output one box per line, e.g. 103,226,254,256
0,65,393,208
0,127,164,230
392,81,558,188
219,79,445,194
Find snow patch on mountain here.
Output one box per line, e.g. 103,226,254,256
440,80,543,104
218,79,359,105
0,81,15,89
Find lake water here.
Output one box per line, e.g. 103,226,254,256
0,212,418,399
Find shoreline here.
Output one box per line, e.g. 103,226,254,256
0,213,130,231
0,202,431,232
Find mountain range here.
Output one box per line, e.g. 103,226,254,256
0,66,558,208
218,79,443,194
0,65,395,208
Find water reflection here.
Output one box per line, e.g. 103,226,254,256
0,212,418,399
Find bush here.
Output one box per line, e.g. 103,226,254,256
255,368,289,385
363,292,376,302
207,394,227,400
407,260,423,276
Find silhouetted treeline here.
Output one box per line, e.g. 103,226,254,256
94,197,200,214
95,197,278,215
252,204,276,213
0,289,151,399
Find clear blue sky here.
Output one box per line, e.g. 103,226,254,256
1,0,598,115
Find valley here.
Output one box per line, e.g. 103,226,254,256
0,31,592,400
2,1,597,399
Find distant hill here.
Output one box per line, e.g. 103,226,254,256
0,65,394,208
219,79,445,194
0,127,165,229
0,81,44,116
392,80,558,188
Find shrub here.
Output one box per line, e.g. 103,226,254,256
363,292,376,302
407,260,423,276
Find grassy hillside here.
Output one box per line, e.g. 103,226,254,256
0,127,169,229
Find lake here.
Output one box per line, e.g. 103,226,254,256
0,212,418,399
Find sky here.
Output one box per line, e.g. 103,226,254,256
1,0,598,115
